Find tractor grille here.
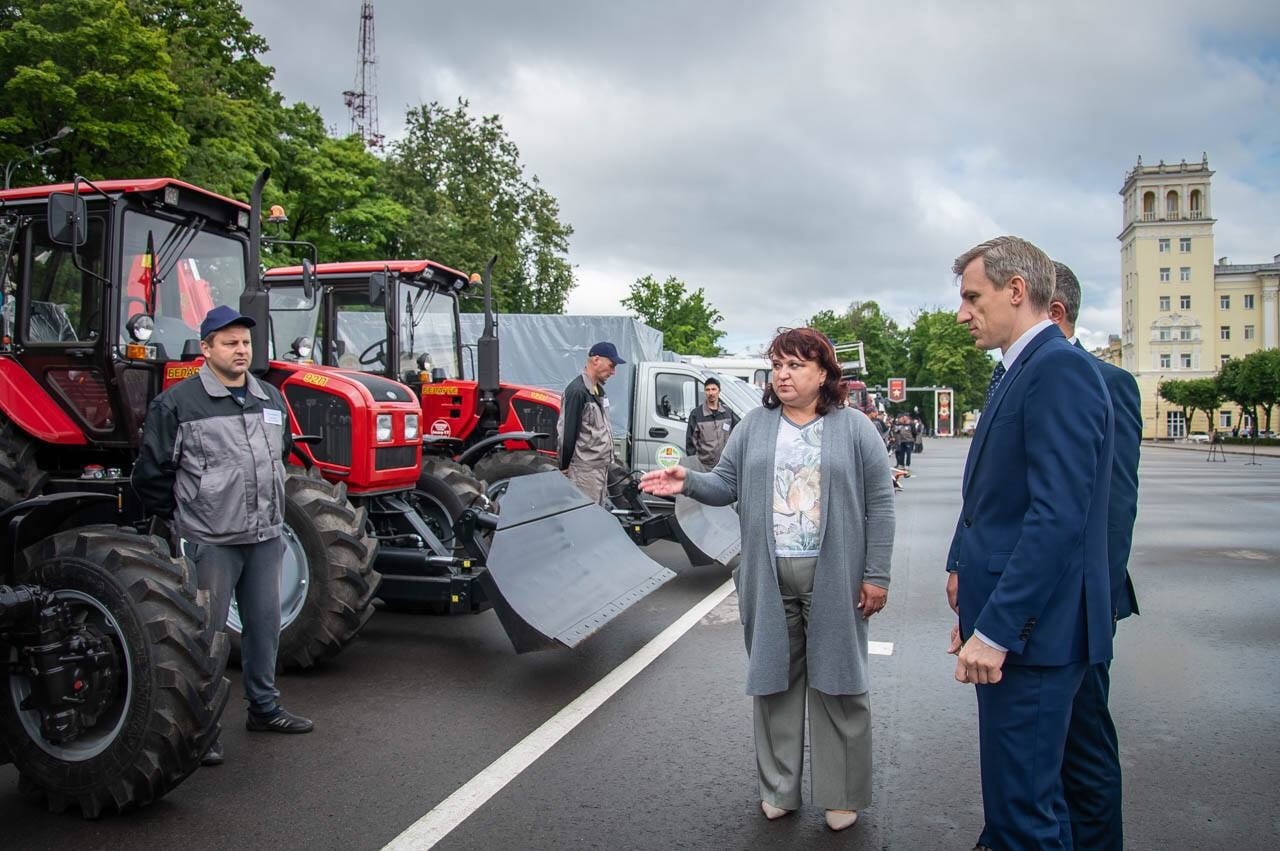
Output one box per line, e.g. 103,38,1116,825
375,446,417,470
284,386,352,467
511,398,558,451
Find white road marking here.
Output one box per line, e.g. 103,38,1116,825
382,578,737,851
869,640,894,656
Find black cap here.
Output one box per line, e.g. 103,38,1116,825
200,305,256,339
588,341,626,365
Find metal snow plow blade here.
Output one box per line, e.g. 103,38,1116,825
482,471,677,652
673,495,742,567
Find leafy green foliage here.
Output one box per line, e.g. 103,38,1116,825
382,100,576,313
622,275,726,356
903,308,999,414
0,0,187,184
1218,349,1280,433
806,301,908,390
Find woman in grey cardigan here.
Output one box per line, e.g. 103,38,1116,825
642,328,895,832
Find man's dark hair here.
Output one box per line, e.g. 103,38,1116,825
704,376,721,389
1051,261,1082,324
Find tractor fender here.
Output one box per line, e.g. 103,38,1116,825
456,431,548,468
0,359,88,445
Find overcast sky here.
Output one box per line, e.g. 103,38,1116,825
239,0,1280,354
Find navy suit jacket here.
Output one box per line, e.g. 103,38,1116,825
947,325,1115,666
1077,341,1141,621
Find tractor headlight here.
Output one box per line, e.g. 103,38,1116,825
404,414,419,440
376,414,392,442
126,313,154,342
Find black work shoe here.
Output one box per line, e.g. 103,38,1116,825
246,707,314,734
201,738,225,766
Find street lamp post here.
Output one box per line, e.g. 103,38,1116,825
3,126,73,189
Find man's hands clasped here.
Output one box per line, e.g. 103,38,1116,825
945,571,1006,684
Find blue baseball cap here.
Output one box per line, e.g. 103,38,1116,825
588,341,626,365
200,305,256,339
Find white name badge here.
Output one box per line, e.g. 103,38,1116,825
601,397,611,408
722,422,731,431
263,408,283,426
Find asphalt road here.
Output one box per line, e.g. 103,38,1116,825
4,441,1278,850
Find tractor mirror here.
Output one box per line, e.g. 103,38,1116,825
430,367,447,384
47,192,87,247
301,257,316,301
368,272,387,306
181,339,202,359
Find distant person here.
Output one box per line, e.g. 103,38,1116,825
641,327,895,833
134,306,314,768
945,237,1114,850
1045,261,1141,850
892,414,917,472
686,376,739,468
558,341,625,504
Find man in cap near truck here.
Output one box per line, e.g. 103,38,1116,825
686,376,739,469
558,341,625,504
134,305,314,768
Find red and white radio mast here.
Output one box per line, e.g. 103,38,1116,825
342,1,384,149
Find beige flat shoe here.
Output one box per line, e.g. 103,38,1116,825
761,800,792,820
825,809,858,831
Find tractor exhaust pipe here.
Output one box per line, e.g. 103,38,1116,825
475,255,501,436
241,169,271,375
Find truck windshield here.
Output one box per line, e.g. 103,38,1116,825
708,369,763,416
119,209,246,354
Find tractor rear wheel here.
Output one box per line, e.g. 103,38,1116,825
0,415,47,507
472,450,559,503
227,471,379,671
1,526,229,817
412,456,488,559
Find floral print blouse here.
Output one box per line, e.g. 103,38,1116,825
772,416,823,557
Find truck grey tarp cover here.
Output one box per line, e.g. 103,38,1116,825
460,314,664,438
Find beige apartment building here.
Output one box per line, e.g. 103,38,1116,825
1118,154,1279,438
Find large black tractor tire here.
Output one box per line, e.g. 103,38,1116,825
228,471,379,671
412,456,488,560
472,449,559,489
0,415,48,507
1,526,230,818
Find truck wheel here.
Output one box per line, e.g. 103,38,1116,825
472,450,559,502
1,526,230,817
227,471,379,671
0,415,48,506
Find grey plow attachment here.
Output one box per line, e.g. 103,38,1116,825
673,495,742,567
482,471,677,652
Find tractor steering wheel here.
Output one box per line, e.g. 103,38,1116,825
358,339,386,367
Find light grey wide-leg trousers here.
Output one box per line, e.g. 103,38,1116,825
754,556,872,812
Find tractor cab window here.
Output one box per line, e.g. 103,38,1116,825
14,216,106,346
268,286,322,362
654,372,702,423
398,282,459,382
118,210,246,356
331,292,388,372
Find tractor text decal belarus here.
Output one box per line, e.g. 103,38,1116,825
165,365,200,381
421,386,455,396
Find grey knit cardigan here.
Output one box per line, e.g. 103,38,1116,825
682,404,895,696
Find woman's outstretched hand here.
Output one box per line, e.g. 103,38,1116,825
639,465,688,496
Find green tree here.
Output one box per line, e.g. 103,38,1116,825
1240,349,1280,434
621,275,726,356
903,308,998,414
0,0,187,184
1158,379,1193,431
805,300,907,389
131,0,281,197
1181,378,1224,434
267,103,409,264
382,100,576,313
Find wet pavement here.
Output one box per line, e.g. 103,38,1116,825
4,440,1278,850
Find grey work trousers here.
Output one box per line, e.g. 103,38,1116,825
188,538,284,716
754,556,873,812
566,459,609,505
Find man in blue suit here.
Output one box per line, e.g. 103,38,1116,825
945,237,1115,850
1049,261,1141,851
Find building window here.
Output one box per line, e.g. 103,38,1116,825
1160,353,1171,368
1166,190,1180,218
1219,410,1232,428
1158,328,1171,341
1180,295,1191,310
1143,191,1156,220
1159,296,1171,311
1221,354,1231,367
1179,327,1193,341
1244,294,1255,309
1245,325,1255,340
1160,267,1170,282
1166,411,1186,438
1220,326,1231,341
1180,237,1192,252
1190,191,1202,219
1158,238,1170,253
1180,267,1191,281
1220,295,1230,310
1181,353,1192,368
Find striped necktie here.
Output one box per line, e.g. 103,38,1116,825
984,362,1007,409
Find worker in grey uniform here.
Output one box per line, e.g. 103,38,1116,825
557,341,624,504
134,306,313,767
686,376,739,469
